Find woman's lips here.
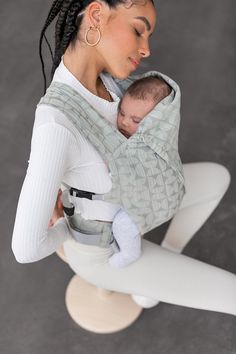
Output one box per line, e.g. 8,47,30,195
129,57,140,69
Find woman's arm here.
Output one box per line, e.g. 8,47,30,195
12,121,74,263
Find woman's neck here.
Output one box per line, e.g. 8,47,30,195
63,45,108,98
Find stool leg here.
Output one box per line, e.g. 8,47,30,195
65,275,143,333
56,244,67,263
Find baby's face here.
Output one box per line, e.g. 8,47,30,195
117,94,155,138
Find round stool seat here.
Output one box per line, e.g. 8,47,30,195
65,275,143,333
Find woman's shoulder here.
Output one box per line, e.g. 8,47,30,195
34,103,79,141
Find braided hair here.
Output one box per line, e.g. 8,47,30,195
39,0,154,93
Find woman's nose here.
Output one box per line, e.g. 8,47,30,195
139,39,151,58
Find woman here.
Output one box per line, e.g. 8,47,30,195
12,0,236,314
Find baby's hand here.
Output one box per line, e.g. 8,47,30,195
109,209,141,268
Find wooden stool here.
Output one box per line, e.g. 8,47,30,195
56,245,143,333
65,275,143,333
56,245,67,263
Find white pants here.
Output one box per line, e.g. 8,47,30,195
63,162,236,316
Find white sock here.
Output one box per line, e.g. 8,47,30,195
131,294,160,308
109,209,141,268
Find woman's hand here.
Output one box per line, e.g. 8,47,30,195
48,189,64,227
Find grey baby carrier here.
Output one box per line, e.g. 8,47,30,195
38,71,185,248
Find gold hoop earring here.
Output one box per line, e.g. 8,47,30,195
84,26,101,47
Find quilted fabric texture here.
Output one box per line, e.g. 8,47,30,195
38,71,185,242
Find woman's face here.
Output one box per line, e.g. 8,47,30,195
97,1,157,79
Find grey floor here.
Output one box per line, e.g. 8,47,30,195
1,0,236,353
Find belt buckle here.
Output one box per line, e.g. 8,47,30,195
70,188,95,200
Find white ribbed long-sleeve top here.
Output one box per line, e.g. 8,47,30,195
12,59,124,263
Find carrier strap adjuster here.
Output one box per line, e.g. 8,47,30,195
69,187,95,200
69,187,104,201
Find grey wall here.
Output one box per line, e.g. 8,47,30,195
1,1,236,353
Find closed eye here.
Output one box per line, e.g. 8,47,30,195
134,28,141,37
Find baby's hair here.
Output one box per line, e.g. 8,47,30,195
124,75,171,105
39,0,154,94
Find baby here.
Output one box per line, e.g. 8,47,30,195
109,75,172,268
117,75,171,138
